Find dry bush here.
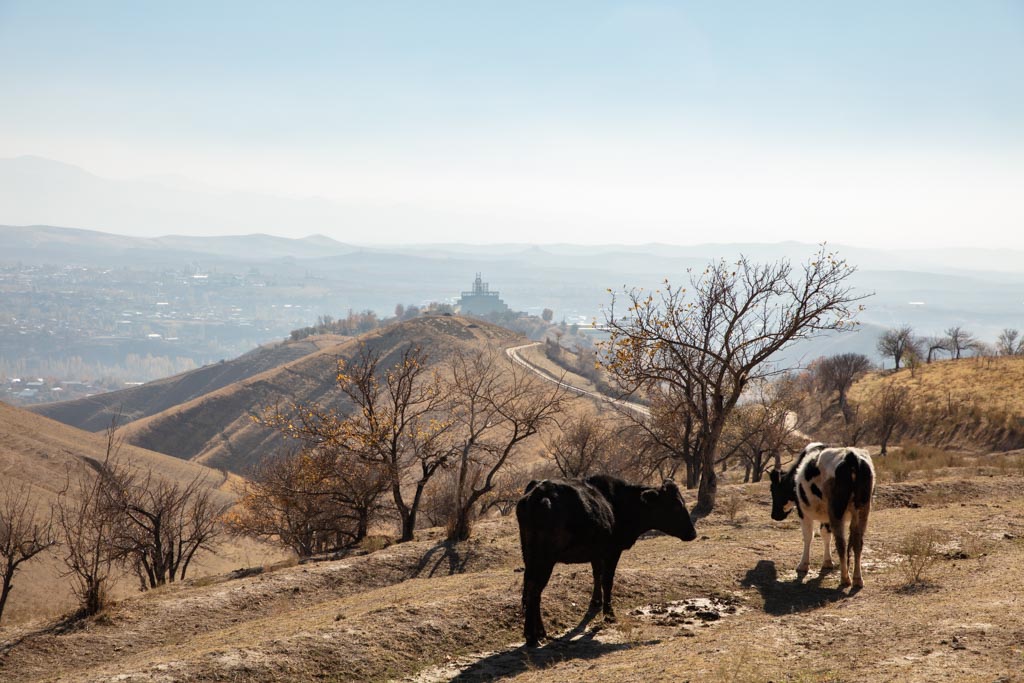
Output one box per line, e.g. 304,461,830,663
896,526,944,587
719,491,746,526
876,443,963,482
958,533,994,559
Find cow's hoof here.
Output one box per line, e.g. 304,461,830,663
587,600,602,614
852,577,864,588
524,637,540,648
796,563,809,573
603,612,617,623
839,576,852,587
820,564,835,573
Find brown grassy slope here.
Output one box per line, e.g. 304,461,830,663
2,471,1022,682
118,316,524,474
0,401,286,626
29,335,349,432
849,354,1024,450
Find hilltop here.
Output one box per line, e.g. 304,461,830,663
102,316,523,473
0,401,285,625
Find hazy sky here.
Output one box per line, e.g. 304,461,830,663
1,1,1022,246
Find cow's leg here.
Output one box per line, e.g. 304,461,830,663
601,551,622,621
820,523,835,571
850,504,870,588
523,560,554,646
797,516,814,573
832,515,851,587
588,560,602,614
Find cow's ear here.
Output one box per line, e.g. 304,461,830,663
641,488,659,504
662,479,679,493
523,480,540,495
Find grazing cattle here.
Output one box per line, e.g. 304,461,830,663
515,475,697,646
769,442,875,587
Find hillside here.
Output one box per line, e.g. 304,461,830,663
0,401,285,625
849,354,1024,451
30,335,350,432
116,316,524,473
2,468,1022,682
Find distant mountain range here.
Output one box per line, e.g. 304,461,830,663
4,155,1024,274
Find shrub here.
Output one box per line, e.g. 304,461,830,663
897,526,944,586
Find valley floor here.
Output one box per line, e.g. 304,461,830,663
2,473,1023,683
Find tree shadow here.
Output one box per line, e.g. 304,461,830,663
740,559,850,616
448,613,655,683
413,540,475,578
0,610,91,656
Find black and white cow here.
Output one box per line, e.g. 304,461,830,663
516,475,697,646
769,442,875,587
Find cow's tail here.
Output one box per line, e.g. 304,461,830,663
845,451,874,508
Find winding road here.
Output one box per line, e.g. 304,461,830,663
504,342,649,417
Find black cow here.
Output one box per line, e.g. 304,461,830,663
515,475,697,646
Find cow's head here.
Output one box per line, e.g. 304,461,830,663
642,479,698,541
769,468,797,521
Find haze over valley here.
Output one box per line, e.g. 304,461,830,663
3,4,1024,682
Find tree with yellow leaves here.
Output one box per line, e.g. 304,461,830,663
602,246,866,517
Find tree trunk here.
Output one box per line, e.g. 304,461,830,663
685,457,699,489
0,574,13,623
838,389,853,424
693,464,717,518
692,437,719,518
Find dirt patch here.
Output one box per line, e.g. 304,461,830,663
628,596,744,630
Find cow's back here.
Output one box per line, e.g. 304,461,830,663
516,479,615,564
796,447,874,522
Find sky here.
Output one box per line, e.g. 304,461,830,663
1,1,1022,246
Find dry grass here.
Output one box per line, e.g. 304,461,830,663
850,355,1024,451
2,473,1023,682
875,442,965,482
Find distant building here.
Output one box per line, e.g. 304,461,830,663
457,273,510,316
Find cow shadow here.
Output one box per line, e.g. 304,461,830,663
740,559,850,616
447,613,656,682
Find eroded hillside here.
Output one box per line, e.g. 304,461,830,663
29,334,351,433
102,316,523,474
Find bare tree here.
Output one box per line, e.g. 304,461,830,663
444,348,568,541
996,328,1021,356
613,384,701,487
546,411,618,478
0,483,56,624
55,425,124,615
876,326,919,371
945,326,976,360
263,344,451,543
871,384,912,455
602,247,865,516
101,462,224,589
227,446,388,556
924,336,952,363
719,380,803,483
815,353,872,423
